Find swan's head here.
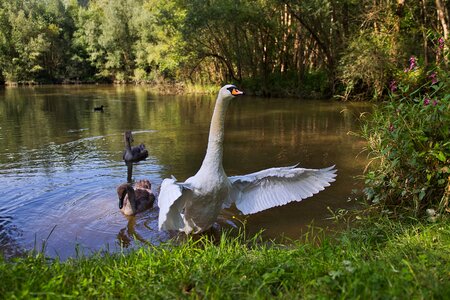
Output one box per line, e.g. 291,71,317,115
218,84,244,101
117,183,133,209
125,131,134,143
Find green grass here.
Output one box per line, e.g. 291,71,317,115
1,216,450,299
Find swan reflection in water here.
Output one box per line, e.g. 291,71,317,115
117,215,152,248
116,210,174,248
116,208,240,247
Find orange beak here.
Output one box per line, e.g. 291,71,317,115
231,88,244,96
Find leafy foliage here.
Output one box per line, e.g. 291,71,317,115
0,0,83,83
0,0,448,97
337,0,449,100
361,55,450,214
338,30,397,100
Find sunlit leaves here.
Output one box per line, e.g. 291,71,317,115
0,0,81,82
73,0,184,82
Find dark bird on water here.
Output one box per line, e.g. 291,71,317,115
123,131,148,182
123,131,148,163
94,105,104,111
117,179,155,215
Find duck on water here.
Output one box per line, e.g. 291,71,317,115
94,105,105,112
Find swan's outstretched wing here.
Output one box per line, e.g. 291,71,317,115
158,177,190,231
229,165,337,215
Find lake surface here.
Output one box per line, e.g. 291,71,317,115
0,85,371,259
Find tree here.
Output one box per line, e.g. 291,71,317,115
0,0,82,83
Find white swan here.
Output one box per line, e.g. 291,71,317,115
158,84,337,234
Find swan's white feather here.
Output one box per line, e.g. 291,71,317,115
229,165,337,215
158,177,189,230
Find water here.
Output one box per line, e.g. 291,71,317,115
0,85,371,259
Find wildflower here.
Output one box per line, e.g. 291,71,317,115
429,72,438,84
423,98,430,106
433,100,438,106
389,123,394,132
409,56,417,70
404,56,417,72
389,80,397,92
438,37,445,49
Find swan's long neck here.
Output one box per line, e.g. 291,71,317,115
199,97,230,172
127,187,137,213
125,133,132,151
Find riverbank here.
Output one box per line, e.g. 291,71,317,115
1,214,449,298
1,80,332,99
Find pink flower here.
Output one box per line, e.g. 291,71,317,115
404,56,418,72
423,98,430,106
389,80,397,92
429,72,438,84
389,123,394,132
438,37,445,49
409,56,417,70
432,100,438,106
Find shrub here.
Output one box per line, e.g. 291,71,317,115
337,30,398,100
361,55,450,215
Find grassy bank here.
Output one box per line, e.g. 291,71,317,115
1,215,449,299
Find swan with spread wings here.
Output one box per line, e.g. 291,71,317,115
158,84,337,234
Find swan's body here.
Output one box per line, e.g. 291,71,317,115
123,131,148,182
117,179,155,215
123,131,148,163
158,85,337,234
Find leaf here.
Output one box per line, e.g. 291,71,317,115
419,189,426,201
437,151,446,162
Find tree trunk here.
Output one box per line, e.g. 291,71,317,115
435,0,449,40
421,0,428,66
283,1,335,93
435,0,449,64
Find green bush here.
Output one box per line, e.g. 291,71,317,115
361,56,450,215
337,29,398,100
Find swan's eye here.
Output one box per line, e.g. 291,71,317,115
226,86,236,93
